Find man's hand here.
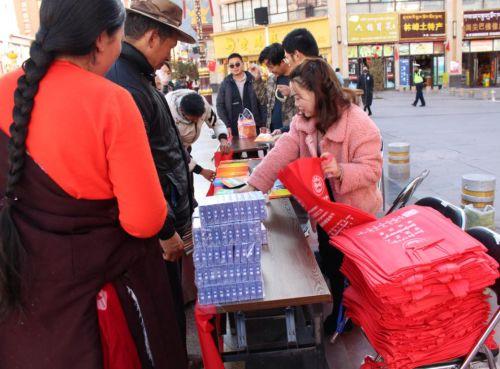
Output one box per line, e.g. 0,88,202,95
160,232,185,262
271,129,282,136
276,84,291,97
249,64,262,80
219,138,231,154
201,168,216,182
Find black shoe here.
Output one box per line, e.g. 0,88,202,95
368,112,372,116
420,104,426,107
412,103,417,106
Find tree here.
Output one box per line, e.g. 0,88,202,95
370,58,385,92
171,61,199,80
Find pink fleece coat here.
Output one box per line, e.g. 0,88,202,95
248,104,383,215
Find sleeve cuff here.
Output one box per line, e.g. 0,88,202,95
193,164,203,174
158,215,176,240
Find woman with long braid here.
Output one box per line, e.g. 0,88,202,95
0,1,186,368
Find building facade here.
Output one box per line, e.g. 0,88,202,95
211,0,500,88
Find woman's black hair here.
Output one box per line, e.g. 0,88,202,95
0,0,125,319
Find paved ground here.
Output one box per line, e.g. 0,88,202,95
372,89,500,230
187,90,500,368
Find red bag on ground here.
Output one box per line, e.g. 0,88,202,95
97,283,142,369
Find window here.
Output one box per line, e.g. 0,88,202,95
347,0,444,13
463,0,500,9
221,0,326,30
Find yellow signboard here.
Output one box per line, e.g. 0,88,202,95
213,17,330,59
213,28,266,59
268,18,330,49
348,13,399,44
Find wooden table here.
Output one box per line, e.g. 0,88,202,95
230,136,273,156
214,198,332,368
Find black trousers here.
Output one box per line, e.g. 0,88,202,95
363,104,372,115
165,259,186,346
414,83,426,106
317,225,345,320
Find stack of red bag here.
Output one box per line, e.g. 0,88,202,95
332,205,499,369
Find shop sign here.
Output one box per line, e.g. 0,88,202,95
450,60,461,74
410,42,434,55
470,39,493,52
463,10,500,39
400,58,410,86
400,12,446,40
399,43,410,56
383,45,394,57
213,28,265,59
495,39,500,51
348,13,399,44
358,45,383,58
347,46,358,59
433,42,445,55
269,18,331,49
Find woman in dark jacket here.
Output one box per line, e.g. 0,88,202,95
0,1,185,368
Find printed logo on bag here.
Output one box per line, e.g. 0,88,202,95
97,290,108,311
312,175,325,196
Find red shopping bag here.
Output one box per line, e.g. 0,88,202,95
278,157,376,235
97,283,142,369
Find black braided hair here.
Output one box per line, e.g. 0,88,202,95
0,0,125,319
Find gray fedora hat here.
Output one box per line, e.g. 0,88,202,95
127,0,197,44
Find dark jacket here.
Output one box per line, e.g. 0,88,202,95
216,71,263,136
357,72,374,107
0,131,187,369
107,43,193,240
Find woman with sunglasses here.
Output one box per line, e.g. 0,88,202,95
216,52,264,137
0,0,185,368
240,58,383,336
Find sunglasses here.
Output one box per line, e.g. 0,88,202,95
229,62,241,69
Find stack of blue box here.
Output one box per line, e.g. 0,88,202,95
194,192,267,305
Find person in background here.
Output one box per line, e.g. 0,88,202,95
192,78,200,92
0,0,186,368
335,67,345,87
106,0,196,351
174,75,188,90
277,28,320,99
166,89,230,304
251,43,295,135
239,58,382,337
216,52,263,137
157,61,174,93
166,89,231,181
412,65,426,107
357,66,374,116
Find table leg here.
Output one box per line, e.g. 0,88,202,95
235,311,248,351
311,304,328,369
285,306,298,348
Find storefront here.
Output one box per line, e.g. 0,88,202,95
347,12,399,89
0,36,31,76
212,17,331,82
462,10,500,87
398,11,446,88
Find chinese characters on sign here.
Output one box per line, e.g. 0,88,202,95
400,12,446,40
348,13,399,44
463,10,500,38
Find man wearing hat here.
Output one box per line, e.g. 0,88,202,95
107,0,196,364
412,64,426,107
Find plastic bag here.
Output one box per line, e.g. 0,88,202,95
237,108,257,138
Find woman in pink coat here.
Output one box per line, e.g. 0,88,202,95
241,58,382,335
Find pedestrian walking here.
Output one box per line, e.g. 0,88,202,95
413,65,426,107
357,66,374,116
107,0,197,356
